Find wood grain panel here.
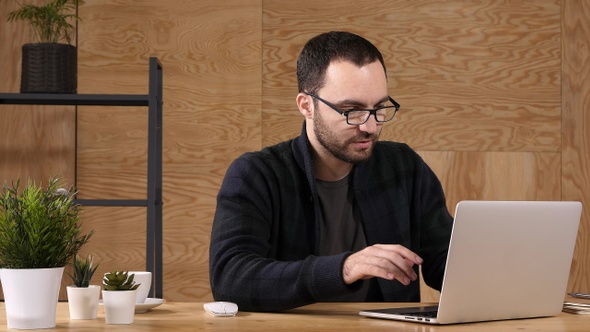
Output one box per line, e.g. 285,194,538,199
0,1,24,93
562,0,590,294
76,0,262,301
0,105,76,183
262,0,561,152
76,107,147,199
420,151,561,211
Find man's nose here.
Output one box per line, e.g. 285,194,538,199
358,115,380,133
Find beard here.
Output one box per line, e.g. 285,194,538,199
313,110,380,164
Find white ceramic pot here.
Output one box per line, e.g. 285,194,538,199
67,285,101,319
0,267,64,329
102,289,137,324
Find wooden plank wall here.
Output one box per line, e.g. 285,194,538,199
0,0,588,303
563,1,590,295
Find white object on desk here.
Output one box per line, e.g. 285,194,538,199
203,301,238,317
136,298,166,313
128,271,152,303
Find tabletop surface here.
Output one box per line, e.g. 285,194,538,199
0,301,588,331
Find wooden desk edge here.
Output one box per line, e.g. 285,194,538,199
0,302,586,331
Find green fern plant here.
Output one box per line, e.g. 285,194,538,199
67,254,99,287
0,177,94,269
4,0,84,44
102,270,140,291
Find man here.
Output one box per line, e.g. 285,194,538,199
209,31,453,312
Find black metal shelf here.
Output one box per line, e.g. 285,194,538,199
0,57,163,299
75,199,148,207
0,93,149,106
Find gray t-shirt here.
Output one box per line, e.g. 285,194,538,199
317,175,366,255
317,175,377,301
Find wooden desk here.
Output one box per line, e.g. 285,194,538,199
0,302,587,331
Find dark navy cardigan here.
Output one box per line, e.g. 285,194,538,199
209,127,453,312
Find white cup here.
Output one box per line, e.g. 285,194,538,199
128,271,152,303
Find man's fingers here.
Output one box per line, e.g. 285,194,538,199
370,255,418,284
373,244,423,265
365,245,420,280
342,244,422,285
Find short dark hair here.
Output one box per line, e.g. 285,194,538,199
296,31,387,94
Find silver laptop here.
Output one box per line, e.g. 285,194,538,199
359,200,582,325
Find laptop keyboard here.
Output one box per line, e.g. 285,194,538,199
399,310,438,318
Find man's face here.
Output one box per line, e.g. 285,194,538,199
312,60,389,164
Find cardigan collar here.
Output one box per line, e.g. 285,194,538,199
291,122,373,195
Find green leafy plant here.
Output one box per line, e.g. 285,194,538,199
0,177,94,269
102,270,140,291
4,0,84,44
67,254,99,287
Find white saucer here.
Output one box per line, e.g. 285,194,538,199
135,298,166,313
99,298,166,313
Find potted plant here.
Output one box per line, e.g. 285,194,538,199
3,0,84,93
102,270,140,325
0,177,94,329
66,254,101,320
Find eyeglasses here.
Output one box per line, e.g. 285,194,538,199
304,92,400,126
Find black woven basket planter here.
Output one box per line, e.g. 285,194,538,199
21,43,77,94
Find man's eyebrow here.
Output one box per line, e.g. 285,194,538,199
335,96,390,107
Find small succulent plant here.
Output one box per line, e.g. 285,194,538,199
102,270,140,291
67,254,99,287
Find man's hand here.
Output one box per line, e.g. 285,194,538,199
342,244,423,285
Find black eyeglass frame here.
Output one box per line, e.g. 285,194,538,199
304,92,401,126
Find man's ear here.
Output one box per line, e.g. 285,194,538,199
296,93,314,120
